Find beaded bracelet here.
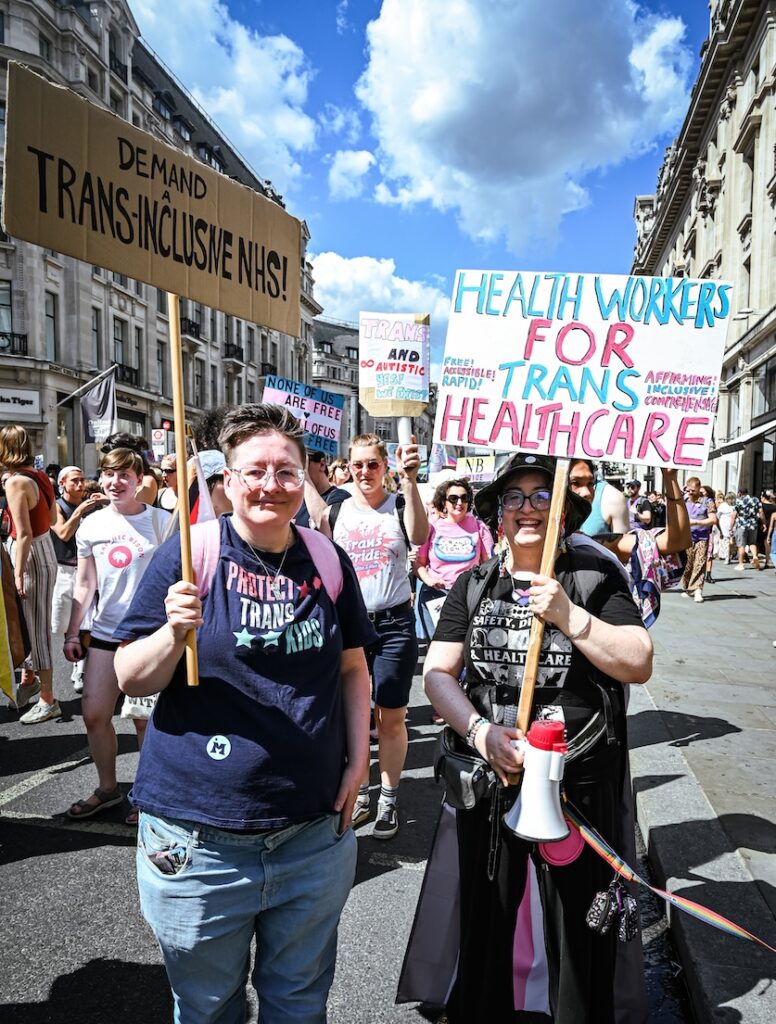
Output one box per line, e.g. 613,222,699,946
466,716,488,750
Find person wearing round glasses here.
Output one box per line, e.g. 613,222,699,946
332,432,428,839
113,404,375,1023
415,477,493,641
419,452,652,1023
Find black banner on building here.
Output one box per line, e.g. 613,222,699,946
81,368,118,443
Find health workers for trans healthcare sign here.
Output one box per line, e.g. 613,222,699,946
433,270,732,470
262,375,345,456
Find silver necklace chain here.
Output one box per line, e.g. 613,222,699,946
247,535,292,596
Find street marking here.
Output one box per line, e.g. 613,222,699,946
368,852,426,871
0,744,92,808
1,808,134,838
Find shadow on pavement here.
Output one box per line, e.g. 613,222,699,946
1,958,172,1024
627,710,741,750
0,730,139,778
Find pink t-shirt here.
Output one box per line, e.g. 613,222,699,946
417,513,493,589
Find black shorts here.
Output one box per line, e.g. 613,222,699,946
366,608,418,710
89,636,121,652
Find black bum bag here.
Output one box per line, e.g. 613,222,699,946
434,726,497,810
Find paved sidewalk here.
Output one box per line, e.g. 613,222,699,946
629,559,776,1023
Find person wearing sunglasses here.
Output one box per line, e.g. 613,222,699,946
415,453,652,1023
415,477,493,642
332,432,428,840
113,404,376,1023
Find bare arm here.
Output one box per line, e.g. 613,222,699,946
529,575,653,684
767,511,776,544
62,556,98,659
655,468,691,555
115,580,202,696
333,647,371,831
50,495,106,542
302,473,329,531
6,477,34,596
602,484,629,534
396,436,429,546
136,473,158,505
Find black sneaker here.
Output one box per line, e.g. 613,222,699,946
373,803,398,840
351,800,370,829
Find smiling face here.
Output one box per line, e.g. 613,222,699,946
349,444,388,503
223,431,305,536
500,469,553,552
100,467,143,508
444,485,471,524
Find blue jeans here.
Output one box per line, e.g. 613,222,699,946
137,811,357,1024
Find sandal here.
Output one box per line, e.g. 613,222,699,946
67,786,124,819
125,809,139,826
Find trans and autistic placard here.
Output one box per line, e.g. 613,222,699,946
433,270,732,469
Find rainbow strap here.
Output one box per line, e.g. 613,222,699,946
562,799,776,956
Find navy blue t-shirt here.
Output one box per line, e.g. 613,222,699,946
114,515,377,829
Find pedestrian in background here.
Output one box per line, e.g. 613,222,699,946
730,487,765,571
49,465,108,694
328,457,352,487
681,477,717,602
157,454,178,511
760,490,776,568
715,490,735,565
0,426,59,721
575,462,629,536
625,479,652,530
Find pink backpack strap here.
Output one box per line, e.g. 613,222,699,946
190,518,221,597
296,526,343,602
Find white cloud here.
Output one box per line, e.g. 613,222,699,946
355,0,693,252
311,252,452,360
318,103,362,146
336,1,351,34
133,0,317,195
328,150,376,200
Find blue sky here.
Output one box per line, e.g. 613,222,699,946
133,0,710,363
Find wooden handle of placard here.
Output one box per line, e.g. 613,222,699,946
167,292,199,687
506,459,570,783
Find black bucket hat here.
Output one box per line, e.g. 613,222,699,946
474,453,591,538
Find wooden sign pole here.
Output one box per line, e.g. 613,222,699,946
516,458,571,733
167,292,199,687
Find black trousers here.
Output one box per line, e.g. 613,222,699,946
447,747,624,1024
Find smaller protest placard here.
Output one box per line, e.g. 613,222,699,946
263,375,345,455
386,442,428,472
359,312,430,418
434,270,731,470
455,455,496,483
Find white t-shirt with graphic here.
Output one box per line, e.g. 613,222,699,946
76,504,171,640
333,493,411,612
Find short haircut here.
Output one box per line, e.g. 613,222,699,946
99,447,144,478
725,492,736,503
101,432,150,472
0,425,34,469
686,477,701,488
432,476,473,514
349,433,387,459
218,403,305,465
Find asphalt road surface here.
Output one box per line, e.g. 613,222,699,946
0,644,692,1023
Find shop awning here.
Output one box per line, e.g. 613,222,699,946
708,416,776,458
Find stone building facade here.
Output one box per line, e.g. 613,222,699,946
0,0,320,470
631,0,776,495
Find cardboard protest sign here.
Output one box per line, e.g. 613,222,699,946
386,442,428,472
359,312,430,418
4,63,300,335
455,454,496,483
263,375,345,456
434,270,731,469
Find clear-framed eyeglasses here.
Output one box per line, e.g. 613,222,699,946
501,488,552,512
229,466,305,491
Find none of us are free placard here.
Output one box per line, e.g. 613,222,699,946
433,270,732,470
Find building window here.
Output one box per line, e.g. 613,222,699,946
210,309,218,341
271,341,278,369
39,35,51,61
0,280,12,333
225,315,233,345
173,116,192,142
0,13,5,45
134,279,143,298
261,332,268,362
346,346,357,360
91,308,102,365
113,271,128,288
194,359,204,406
113,318,127,364
134,326,143,372
0,103,5,127
192,303,202,328
45,292,58,361
247,327,255,362
235,319,241,344
154,94,174,120
157,342,167,395
210,366,218,407
319,341,333,355
247,381,255,403
235,376,242,404
157,288,166,315
753,358,776,419
87,66,99,93
728,387,740,439
110,92,123,116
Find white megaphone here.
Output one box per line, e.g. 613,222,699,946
503,720,569,843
